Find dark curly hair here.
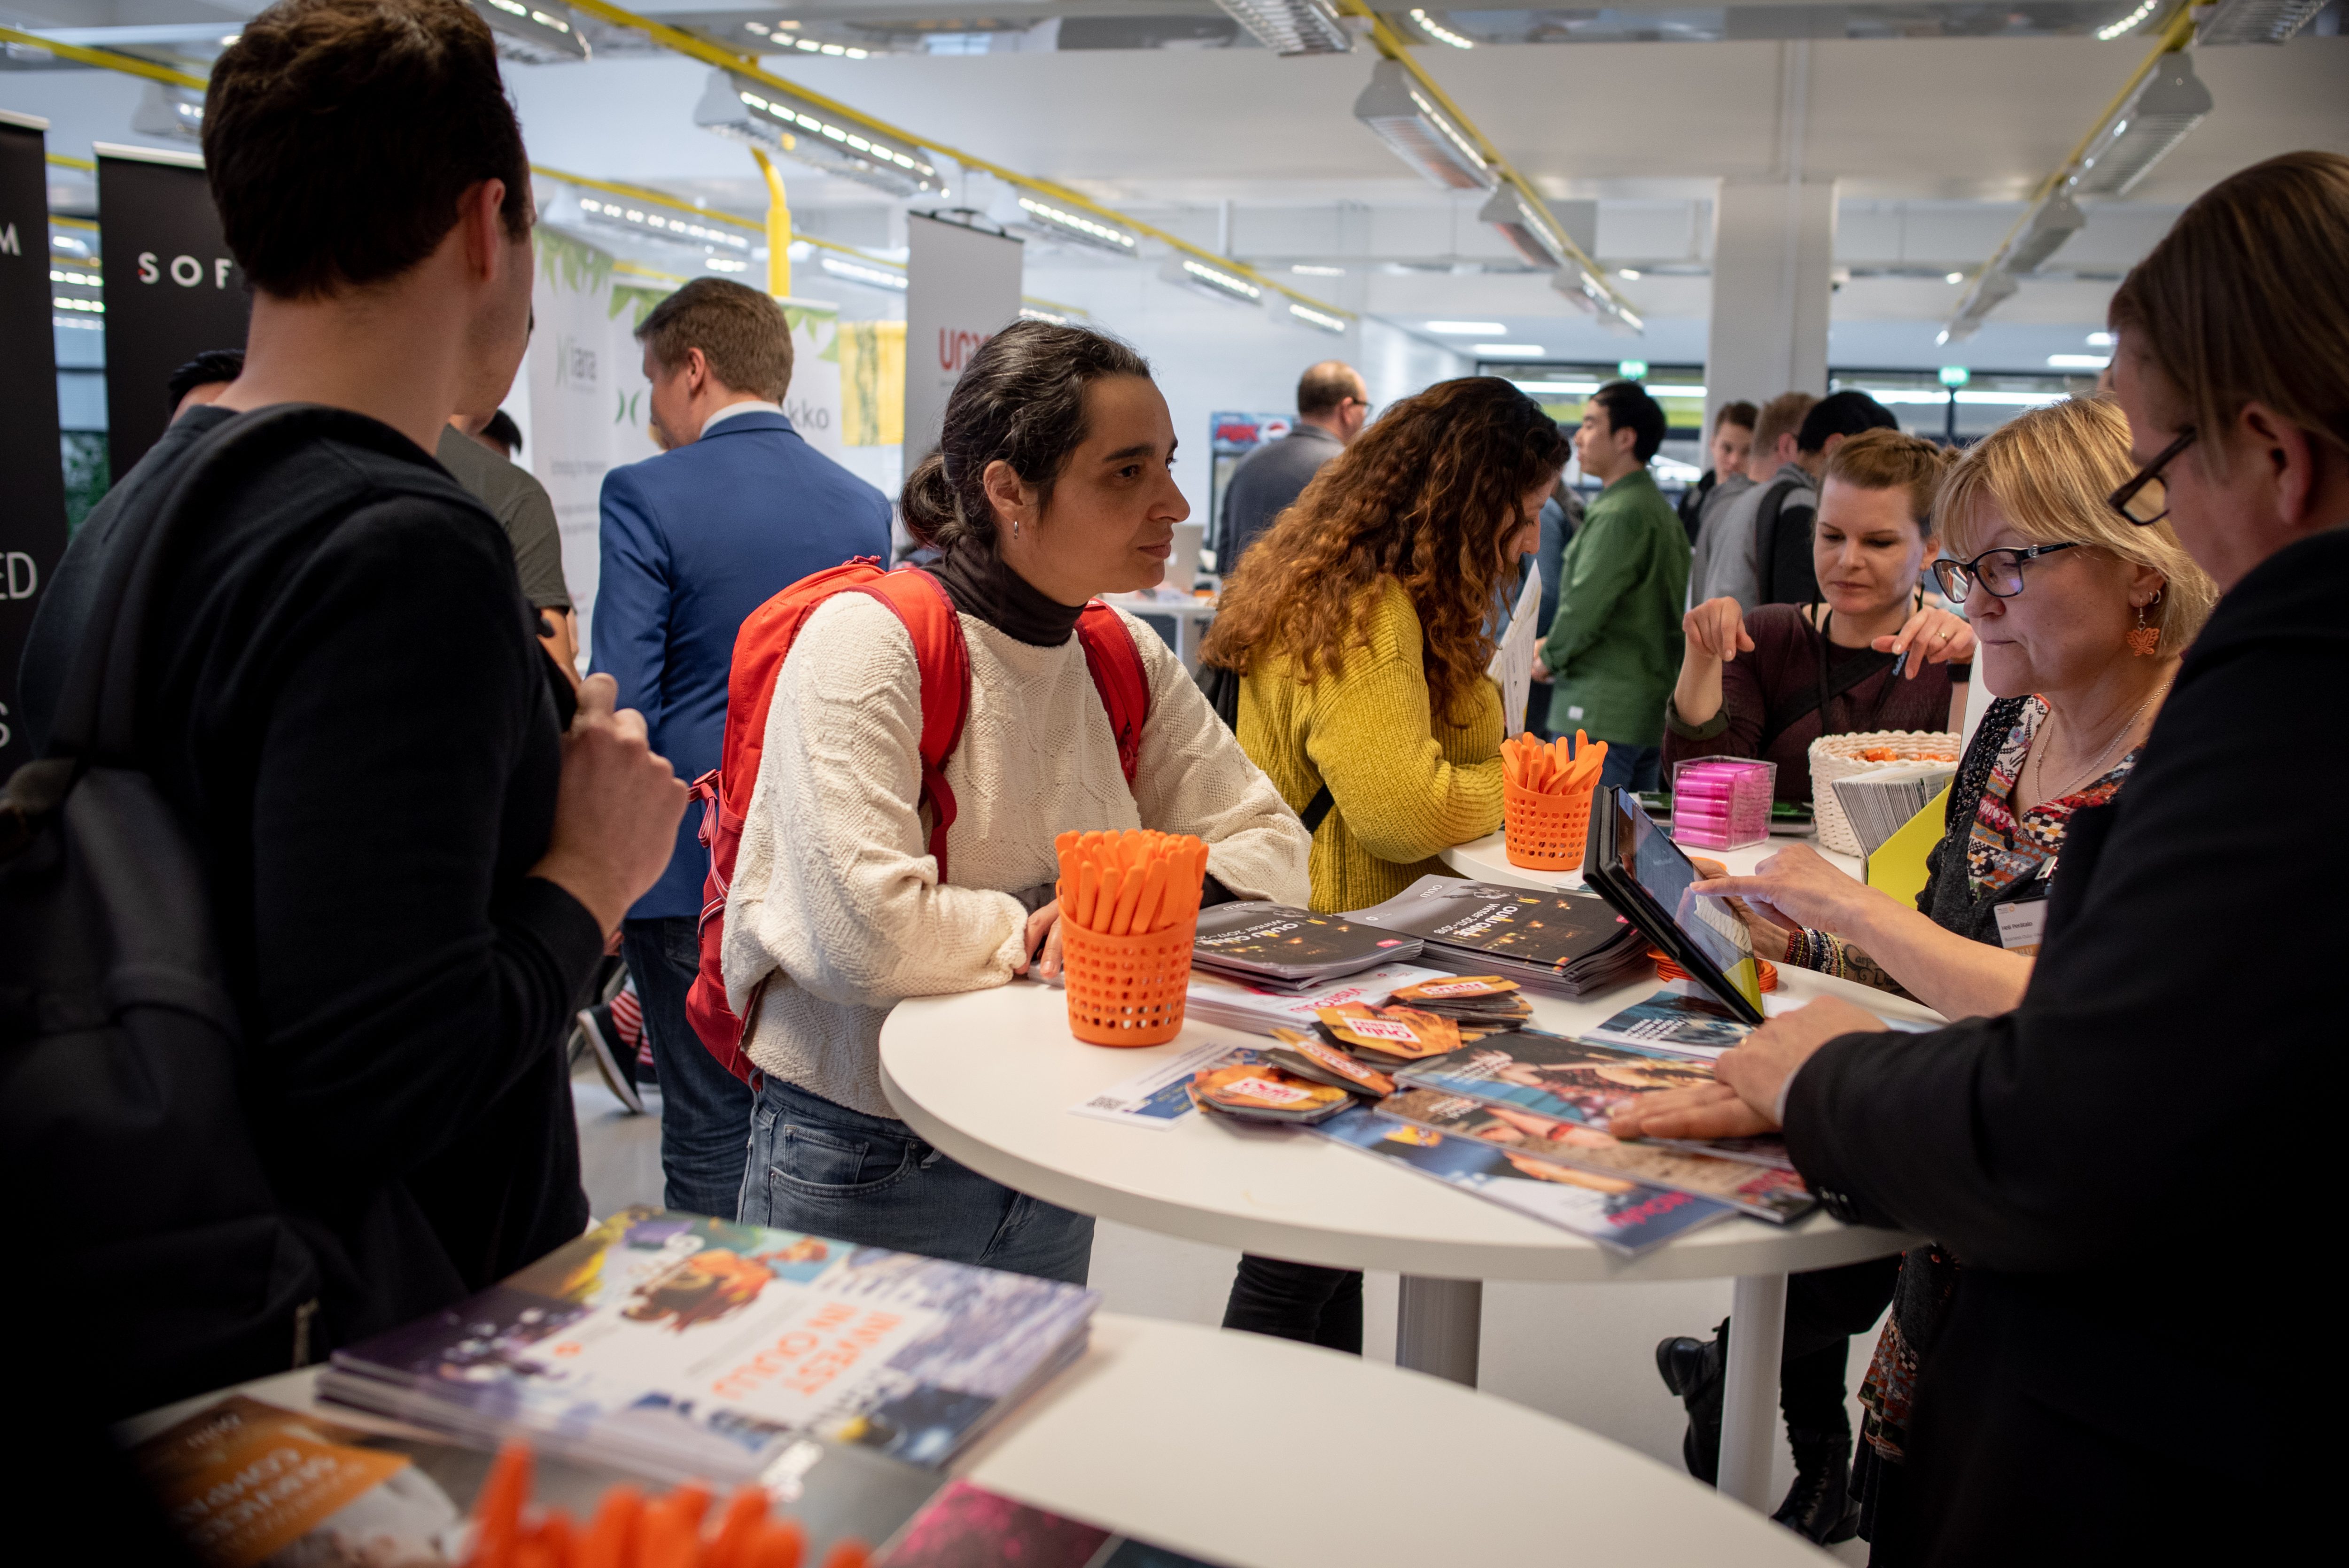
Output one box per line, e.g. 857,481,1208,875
1202,377,1568,724
902,320,1152,551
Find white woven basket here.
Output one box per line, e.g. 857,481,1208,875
1808,730,1963,856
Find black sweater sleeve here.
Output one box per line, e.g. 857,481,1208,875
1782,531,2349,1270
224,497,603,1182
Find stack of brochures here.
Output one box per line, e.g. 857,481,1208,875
1830,762,1958,862
320,1208,1097,1486
1183,961,1452,1035
1191,900,1424,988
1345,876,1653,997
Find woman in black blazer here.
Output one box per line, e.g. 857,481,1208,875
1615,150,2349,1566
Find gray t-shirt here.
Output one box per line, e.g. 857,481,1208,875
435,424,572,612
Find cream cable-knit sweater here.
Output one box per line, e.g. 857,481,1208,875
723,594,1313,1117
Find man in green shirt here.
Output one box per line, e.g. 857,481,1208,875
1535,380,1690,791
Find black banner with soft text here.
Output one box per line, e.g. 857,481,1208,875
98,146,249,481
0,113,69,775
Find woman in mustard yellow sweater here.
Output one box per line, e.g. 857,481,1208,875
1199,375,1570,1349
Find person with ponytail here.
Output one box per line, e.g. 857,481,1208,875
1198,375,1568,1351
719,322,1309,1282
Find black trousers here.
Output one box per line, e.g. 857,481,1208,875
1222,1256,1363,1353
1774,1255,1902,1436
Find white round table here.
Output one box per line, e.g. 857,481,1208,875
1439,826,1862,893
880,967,1928,1511
129,1314,1830,1567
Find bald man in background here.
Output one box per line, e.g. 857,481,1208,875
1213,359,1368,574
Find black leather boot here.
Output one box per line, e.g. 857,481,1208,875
1654,1319,1727,1484
1773,1426,1861,1545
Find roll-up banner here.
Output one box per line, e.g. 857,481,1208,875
0,111,68,776
96,142,249,482
902,213,1021,462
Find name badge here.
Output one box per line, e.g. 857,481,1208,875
1995,899,2048,955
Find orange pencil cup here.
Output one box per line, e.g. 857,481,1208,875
1503,776,1594,871
1061,916,1196,1046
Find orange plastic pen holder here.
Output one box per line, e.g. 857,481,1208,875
1503,777,1593,871
1061,916,1196,1047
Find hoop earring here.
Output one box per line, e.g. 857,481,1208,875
2126,588,2162,658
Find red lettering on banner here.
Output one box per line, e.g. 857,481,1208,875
938,328,994,373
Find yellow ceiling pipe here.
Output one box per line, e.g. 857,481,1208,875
747,146,792,299
1326,0,1640,326
557,0,1351,322
0,25,206,89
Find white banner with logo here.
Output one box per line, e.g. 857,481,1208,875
903,214,1023,463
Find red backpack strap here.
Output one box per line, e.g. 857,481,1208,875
1077,602,1151,788
854,568,972,882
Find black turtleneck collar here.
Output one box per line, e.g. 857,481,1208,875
922,543,1087,647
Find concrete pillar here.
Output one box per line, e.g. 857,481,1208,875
1705,178,1836,422
1704,39,1836,427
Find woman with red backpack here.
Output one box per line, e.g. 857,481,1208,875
719,322,1311,1281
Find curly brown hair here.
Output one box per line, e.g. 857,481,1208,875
1202,377,1568,723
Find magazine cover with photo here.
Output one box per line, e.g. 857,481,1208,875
1191,902,1421,985
1579,988,1756,1055
1313,1105,1729,1254
1374,1090,1817,1223
1349,878,1643,978
872,1480,1225,1568
322,1209,1097,1481
1394,1030,1718,1129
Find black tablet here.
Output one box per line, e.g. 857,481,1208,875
1582,784,1767,1026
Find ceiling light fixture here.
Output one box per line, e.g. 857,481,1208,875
1479,186,1565,267
819,254,909,291
1945,271,1965,284
2003,190,2088,274
1288,301,1349,334
1353,58,1493,191
1207,0,1353,55
1010,194,1140,254
2068,51,2212,197
1472,343,1545,356
2095,0,2159,41
572,194,754,253
1160,256,1265,307
1550,264,1644,335
2195,0,2328,43
1291,263,1346,276
2049,353,2113,369
1940,267,2019,343
2087,330,2116,346
695,71,942,196
1425,320,1506,334
472,0,590,62
1617,267,1642,280
128,81,205,143
1408,8,1474,47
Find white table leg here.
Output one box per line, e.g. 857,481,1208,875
1394,1275,1481,1387
1718,1272,1787,1510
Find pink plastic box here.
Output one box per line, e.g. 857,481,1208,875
1670,758,1776,851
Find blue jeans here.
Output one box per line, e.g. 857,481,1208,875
738,1077,1093,1286
1599,742,1663,793
621,916,754,1220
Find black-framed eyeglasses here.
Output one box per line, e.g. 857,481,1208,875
1931,542,2085,603
2108,426,2194,527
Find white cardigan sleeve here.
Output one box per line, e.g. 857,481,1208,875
722,595,1028,1014
1119,610,1313,908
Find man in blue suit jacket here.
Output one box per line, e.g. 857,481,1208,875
592,279,891,1217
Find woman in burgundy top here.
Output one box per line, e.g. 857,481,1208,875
1663,429,1975,803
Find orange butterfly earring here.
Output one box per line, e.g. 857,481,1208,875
2126,589,2163,657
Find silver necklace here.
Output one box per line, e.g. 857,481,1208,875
2024,680,2170,807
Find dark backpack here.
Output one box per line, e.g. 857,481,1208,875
1755,476,1821,606
1196,661,1334,836
0,408,383,1416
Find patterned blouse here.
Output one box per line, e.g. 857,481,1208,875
1789,696,2140,992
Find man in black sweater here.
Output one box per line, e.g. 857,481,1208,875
1613,152,2349,1562
18,0,684,1349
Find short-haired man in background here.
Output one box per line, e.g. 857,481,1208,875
1713,390,1901,609
1213,359,1368,574
166,347,245,424
593,276,892,1219
1536,380,1689,792
1694,390,1812,607
438,408,576,678
1677,399,1757,545
16,0,684,1370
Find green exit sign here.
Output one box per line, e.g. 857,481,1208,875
1938,365,1971,388
1618,359,1649,380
